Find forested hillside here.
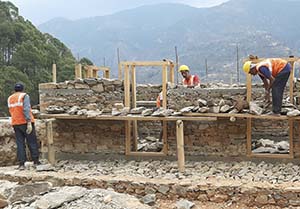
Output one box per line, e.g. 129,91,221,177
0,1,76,116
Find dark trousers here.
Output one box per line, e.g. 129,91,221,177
13,123,39,165
272,64,291,114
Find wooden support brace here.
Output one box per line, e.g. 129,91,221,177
169,64,175,84
162,121,168,155
246,73,252,103
289,61,295,104
46,119,55,165
124,65,130,107
118,63,122,80
176,120,185,172
52,63,57,83
162,64,168,109
131,65,138,151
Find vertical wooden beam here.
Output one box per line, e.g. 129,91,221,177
52,63,57,83
125,121,131,155
169,63,175,84
87,66,93,78
246,73,252,103
176,120,185,172
93,69,98,78
289,61,295,104
162,64,168,109
246,118,252,156
78,64,82,79
124,65,130,107
131,65,138,151
104,69,110,79
46,119,55,165
289,119,294,158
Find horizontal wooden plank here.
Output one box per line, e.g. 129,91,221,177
183,113,300,120
249,153,293,159
120,61,171,66
243,57,300,63
40,113,217,121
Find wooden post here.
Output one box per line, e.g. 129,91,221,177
131,65,138,151
93,69,98,78
46,119,55,165
78,64,82,79
52,63,57,83
124,65,130,107
169,63,175,84
289,61,295,104
246,73,252,103
104,69,110,79
88,66,93,78
162,64,168,108
176,120,185,172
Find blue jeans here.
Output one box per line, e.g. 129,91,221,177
13,123,39,165
272,63,291,114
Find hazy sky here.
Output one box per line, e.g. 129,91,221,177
7,0,229,25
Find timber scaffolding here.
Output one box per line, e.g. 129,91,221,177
44,57,300,172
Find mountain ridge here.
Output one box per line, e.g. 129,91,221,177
39,0,300,83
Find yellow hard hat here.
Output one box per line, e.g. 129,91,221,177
243,61,252,74
179,65,190,72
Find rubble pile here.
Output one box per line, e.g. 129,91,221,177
0,181,150,209
252,139,289,154
137,136,163,152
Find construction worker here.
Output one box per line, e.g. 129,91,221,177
7,83,40,170
156,64,201,108
243,58,292,115
178,65,200,88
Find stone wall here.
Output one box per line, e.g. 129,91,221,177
0,119,47,166
39,78,123,113
36,80,299,159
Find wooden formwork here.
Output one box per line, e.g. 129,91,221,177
75,64,110,79
120,60,175,156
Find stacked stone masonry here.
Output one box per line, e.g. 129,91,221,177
1,79,297,166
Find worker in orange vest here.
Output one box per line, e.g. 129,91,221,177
178,65,200,88
156,64,201,108
7,83,40,170
243,58,292,115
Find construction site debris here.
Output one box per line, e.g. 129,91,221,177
130,107,146,114
142,109,154,116
0,179,151,209
46,106,65,114
176,199,195,209
152,108,174,117
252,139,289,154
249,102,263,115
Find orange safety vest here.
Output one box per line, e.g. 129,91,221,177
256,58,288,77
156,92,163,108
7,92,34,125
183,75,195,86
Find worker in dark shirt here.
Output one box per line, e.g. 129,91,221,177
243,58,291,115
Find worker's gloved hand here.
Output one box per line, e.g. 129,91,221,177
26,122,33,134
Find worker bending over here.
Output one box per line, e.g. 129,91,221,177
243,58,291,115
